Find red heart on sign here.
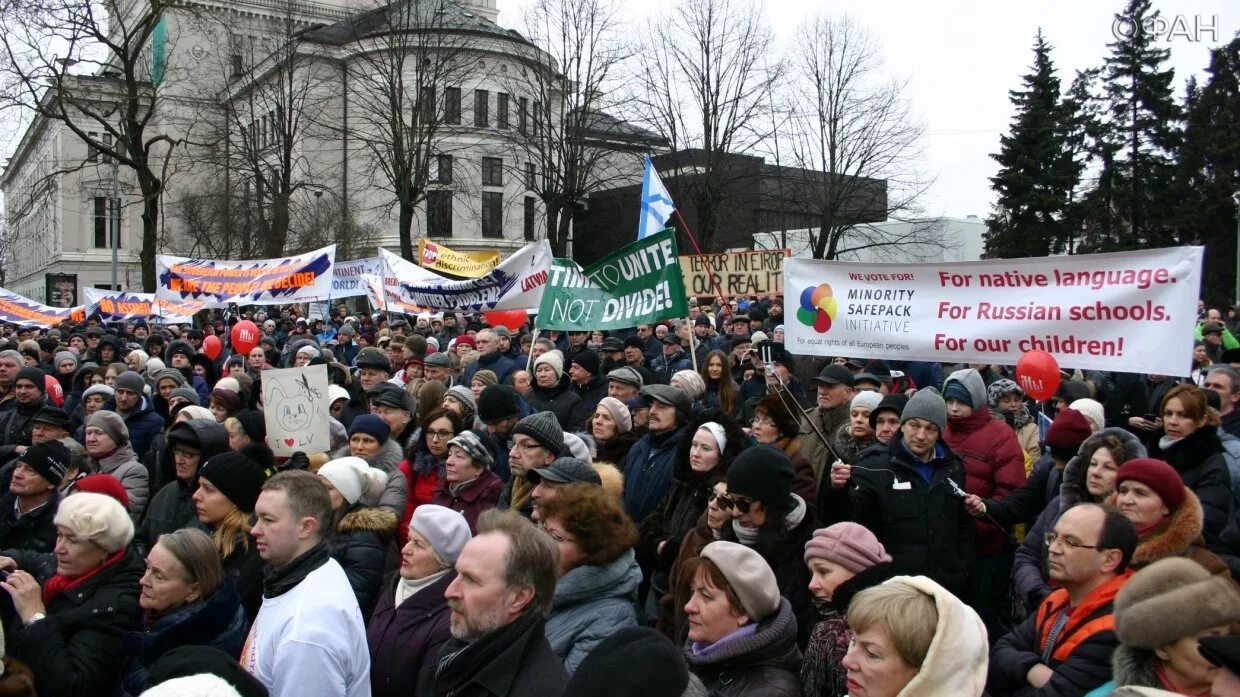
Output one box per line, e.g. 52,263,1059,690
284,438,295,447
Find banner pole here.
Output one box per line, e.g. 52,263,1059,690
526,326,539,373
673,209,732,317
686,316,698,372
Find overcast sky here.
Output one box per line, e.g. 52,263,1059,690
500,0,1231,220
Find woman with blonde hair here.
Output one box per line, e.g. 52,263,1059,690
192,452,268,620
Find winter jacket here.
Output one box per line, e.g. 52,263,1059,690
0,398,41,447
92,442,149,520
651,349,692,385
799,405,851,485
1106,374,1178,446
622,427,686,524
7,547,144,697
220,531,266,623
984,453,1063,528
820,433,975,602
368,571,455,697
523,375,587,432
331,439,408,518
595,430,641,468
135,419,230,553
462,350,517,386
944,368,1028,557
120,577,249,696
683,598,802,697
1081,645,1181,697
105,397,166,462
800,563,897,697
329,504,399,620
1147,425,1233,546
989,571,1133,697
0,490,59,554
398,449,445,546
428,470,504,533
418,614,569,697
570,376,607,417
638,467,716,576
545,549,643,673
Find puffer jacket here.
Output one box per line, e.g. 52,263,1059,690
545,549,643,673
1148,424,1233,546
120,577,249,696
135,419,230,553
92,442,149,520
328,504,398,620
331,438,408,518
943,368,1027,557
522,374,587,432
684,598,802,697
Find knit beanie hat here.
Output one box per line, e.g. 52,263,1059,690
535,351,565,380
214,377,241,395
1046,409,1093,451
71,473,130,508
19,440,70,485
1116,458,1186,512
726,445,794,509
901,387,946,431
700,541,780,620
54,492,134,553
471,370,499,388
671,370,706,401
319,457,388,505
153,368,187,388
409,504,472,565
943,381,972,406
296,345,321,360
54,350,78,369
114,370,146,396
570,350,601,376
1114,557,1240,649
82,384,115,402
868,393,909,430
170,386,200,406
1069,398,1106,431
197,452,266,513
348,414,390,445
513,411,564,456
234,410,267,444
477,385,521,422
178,406,216,422
445,384,477,415
145,357,166,375
850,391,883,413
87,410,129,446
447,429,496,470
596,397,632,434
804,522,893,572
15,367,44,391
563,627,689,697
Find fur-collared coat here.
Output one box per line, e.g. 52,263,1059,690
328,504,399,620
1105,486,1230,576
330,439,407,518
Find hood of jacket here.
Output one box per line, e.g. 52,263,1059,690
552,548,642,610
1060,427,1147,510
944,368,987,408
889,576,988,696
335,437,404,474
1110,644,1160,690
97,334,124,358
161,419,230,488
1105,485,1203,567
338,504,399,534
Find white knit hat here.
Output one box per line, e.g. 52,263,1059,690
535,350,564,380
140,674,242,697
318,457,388,505
851,391,883,412
55,491,134,554
1070,398,1105,431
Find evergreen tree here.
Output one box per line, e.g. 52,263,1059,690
986,31,1078,258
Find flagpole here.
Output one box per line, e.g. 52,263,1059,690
673,209,732,319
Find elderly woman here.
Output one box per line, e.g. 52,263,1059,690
592,397,639,465
429,429,504,532
832,391,882,464
842,576,989,696
470,369,498,400
368,505,471,697
681,541,800,695
331,413,407,518
122,528,248,695
671,370,707,411
0,492,144,697
525,352,586,431
1084,557,1240,696
192,452,268,621
319,457,398,619
207,389,242,424
85,410,149,520
540,483,643,672
1148,384,1232,545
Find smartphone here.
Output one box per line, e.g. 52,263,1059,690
1143,413,1157,422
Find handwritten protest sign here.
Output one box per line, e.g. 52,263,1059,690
680,249,789,298
784,247,1203,376
538,229,689,331
262,365,331,456
418,240,500,277
0,288,84,326
156,245,335,307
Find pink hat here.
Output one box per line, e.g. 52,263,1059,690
804,522,892,573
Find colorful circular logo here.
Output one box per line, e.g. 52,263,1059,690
797,284,838,333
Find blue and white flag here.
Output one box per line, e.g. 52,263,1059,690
638,156,676,239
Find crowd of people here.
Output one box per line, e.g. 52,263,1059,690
0,297,1239,696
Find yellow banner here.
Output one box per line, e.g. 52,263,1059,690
418,239,501,278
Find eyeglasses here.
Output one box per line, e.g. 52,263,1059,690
1044,532,1105,551
426,429,455,441
751,415,776,428
172,447,201,460
510,440,545,452
716,493,754,514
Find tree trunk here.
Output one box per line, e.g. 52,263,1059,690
556,207,574,258
399,198,415,260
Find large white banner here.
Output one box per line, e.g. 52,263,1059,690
83,288,205,324
0,288,83,327
330,257,381,299
380,242,551,312
155,245,336,307
784,247,1203,376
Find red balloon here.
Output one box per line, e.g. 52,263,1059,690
231,320,261,355
1016,350,1061,401
202,334,223,360
44,375,63,407
484,309,528,332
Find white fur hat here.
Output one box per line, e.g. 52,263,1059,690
55,491,134,554
318,457,388,505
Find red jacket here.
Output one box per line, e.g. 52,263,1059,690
945,406,1027,556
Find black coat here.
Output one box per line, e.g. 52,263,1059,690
135,420,231,554
523,375,587,432
0,490,59,554
368,572,454,697
223,536,267,623
328,505,398,621
6,547,144,697
0,399,41,447
1148,425,1233,546
570,376,607,417
720,512,819,649
820,433,975,602
684,599,802,697
419,615,568,697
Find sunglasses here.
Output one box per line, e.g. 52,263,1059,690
714,492,754,514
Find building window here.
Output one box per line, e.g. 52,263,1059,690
524,196,536,241
482,157,503,187
101,133,113,162
497,93,509,129
481,192,503,238
93,197,119,248
86,132,98,162
518,97,528,134
524,162,536,190
445,87,461,125
433,154,453,184
474,89,488,127
533,101,542,137
269,110,277,147
231,54,243,76
427,190,452,237
420,86,435,124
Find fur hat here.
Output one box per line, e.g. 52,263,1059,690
1114,557,1240,649
318,457,388,506
54,492,133,553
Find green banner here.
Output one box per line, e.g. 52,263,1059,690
538,229,689,331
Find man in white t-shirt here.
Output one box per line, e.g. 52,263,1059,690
241,470,370,697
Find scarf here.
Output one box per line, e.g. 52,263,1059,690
731,494,807,547
433,612,539,693
509,475,535,513
690,623,759,657
449,477,479,497
803,605,850,697
1159,435,1183,452
43,548,126,604
263,541,330,598
412,449,442,477
395,568,450,608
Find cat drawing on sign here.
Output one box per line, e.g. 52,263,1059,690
268,380,328,446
